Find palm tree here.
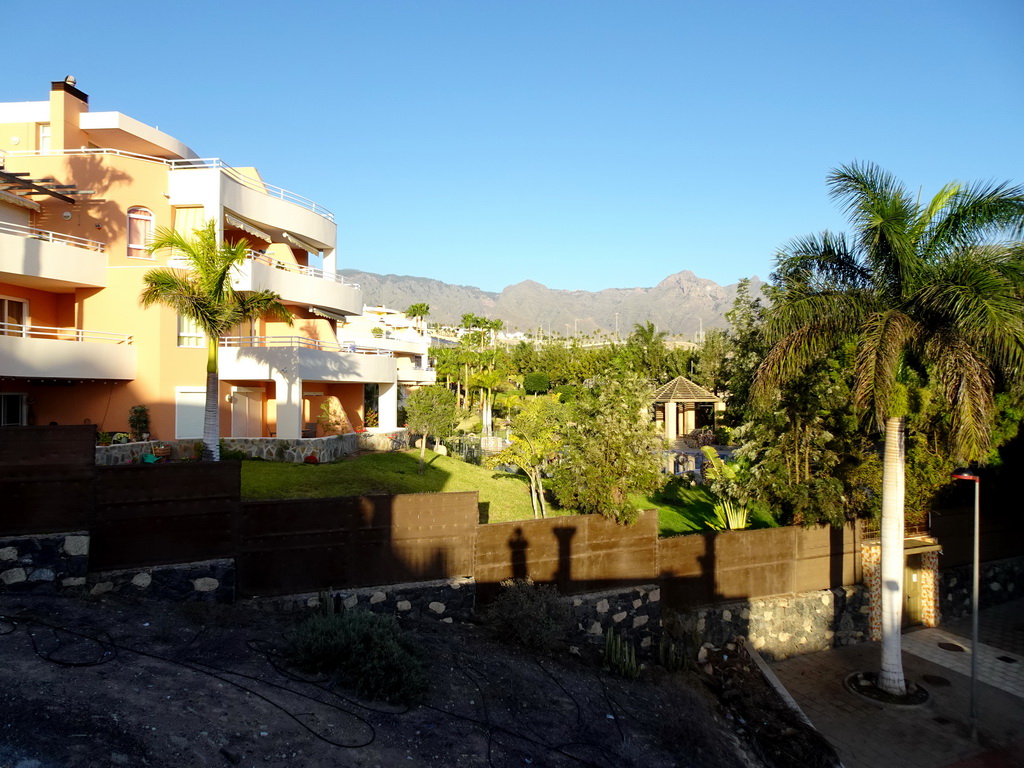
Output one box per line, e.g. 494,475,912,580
754,162,1024,695
140,221,292,461
404,302,430,331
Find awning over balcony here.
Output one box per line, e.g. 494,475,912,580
225,212,272,242
284,231,322,255
309,306,347,322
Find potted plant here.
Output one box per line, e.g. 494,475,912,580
97,432,112,446
128,405,150,442
152,442,172,458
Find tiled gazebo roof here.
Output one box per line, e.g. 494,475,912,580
652,376,721,403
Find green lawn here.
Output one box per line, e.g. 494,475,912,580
240,449,763,533
241,449,563,524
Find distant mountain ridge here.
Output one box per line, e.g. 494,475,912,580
338,269,766,339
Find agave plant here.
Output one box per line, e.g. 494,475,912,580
700,446,750,530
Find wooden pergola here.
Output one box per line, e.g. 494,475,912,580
651,376,723,443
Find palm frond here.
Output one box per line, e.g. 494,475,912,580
921,179,1024,259
853,310,919,425
771,231,872,292
925,335,995,461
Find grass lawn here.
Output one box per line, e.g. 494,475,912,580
241,448,570,524
240,449,768,533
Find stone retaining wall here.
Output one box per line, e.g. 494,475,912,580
0,532,89,594
569,585,662,654
87,559,235,603
96,429,410,466
252,577,476,623
663,585,871,662
939,555,1024,621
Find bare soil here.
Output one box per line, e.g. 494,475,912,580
0,593,756,768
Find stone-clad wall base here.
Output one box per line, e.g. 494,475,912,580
664,586,871,662
97,430,410,466
940,555,1024,622
569,585,662,654
87,559,235,603
252,577,476,623
222,435,360,464
0,533,89,594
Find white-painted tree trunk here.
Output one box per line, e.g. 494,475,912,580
203,340,220,461
878,416,907,695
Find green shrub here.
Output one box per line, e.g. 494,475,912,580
485,578,570,653
523,372,550,394
284,610,427,703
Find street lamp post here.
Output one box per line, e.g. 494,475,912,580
951,466,981,742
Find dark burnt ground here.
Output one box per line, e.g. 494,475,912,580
0,594,753,768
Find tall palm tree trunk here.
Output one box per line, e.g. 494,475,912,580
878,416,907,695
203,338,221,462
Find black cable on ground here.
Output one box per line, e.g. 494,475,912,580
2,612,377,750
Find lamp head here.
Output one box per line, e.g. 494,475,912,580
951,467,979,482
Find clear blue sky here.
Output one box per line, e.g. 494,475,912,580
5,0,1022,292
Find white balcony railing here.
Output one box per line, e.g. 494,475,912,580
220,336,393,356
0,220,105,252
5,149,334,222
0,322,132,344
244,251,360,288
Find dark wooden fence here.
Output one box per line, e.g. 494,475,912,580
8,425,1017,609
237,492,478,597
91,463,240,571
475,511,660,601
658,524,861,608
0,425,96,535
931,506,1024,569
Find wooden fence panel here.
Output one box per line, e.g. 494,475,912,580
0,426,95,535
933,507,1024,568
474,511,659,600
90,463,239,571
237,492,478,598
658,523,860,609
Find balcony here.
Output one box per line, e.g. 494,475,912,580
0,221,106,291
396,364,437,385
218,336,396,384
6,150,335,252
232,252,362,315
167,159,335,248
0,322,135,379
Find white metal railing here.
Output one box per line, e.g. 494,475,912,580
168,158,334,220
5,149,334,222
220,336,393,356
244,250,360,288
0,220,105,252
0,322,132,344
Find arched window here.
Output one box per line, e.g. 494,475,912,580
127,207,154,259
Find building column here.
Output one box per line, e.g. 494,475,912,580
378,381,398,430
321,248,337,278
273,371,302,439
664,401,677,442
683,404,696,433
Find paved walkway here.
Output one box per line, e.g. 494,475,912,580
769,599,1024,768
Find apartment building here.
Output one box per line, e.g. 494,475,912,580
0,79,432,440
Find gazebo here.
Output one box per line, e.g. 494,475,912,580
651,376,723,445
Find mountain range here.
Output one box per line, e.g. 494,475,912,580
338,269,767,340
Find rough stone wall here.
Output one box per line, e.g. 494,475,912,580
861,543,882,641
254,577,476,623
664,586,871,662
939,555,1024,621
96,430,409,466
569,585,662,654
0,533,89,593
87,559,235,603
920,550,940,628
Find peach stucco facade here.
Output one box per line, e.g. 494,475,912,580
0,80,433,440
